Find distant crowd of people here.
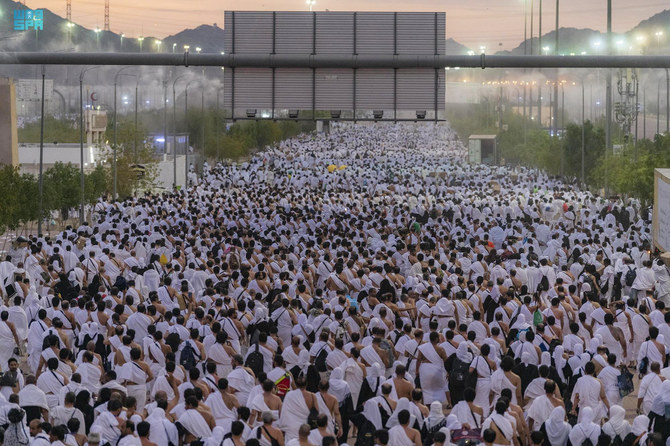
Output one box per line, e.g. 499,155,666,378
0,121,667,446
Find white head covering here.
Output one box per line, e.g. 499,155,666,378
424,401,445,430
540,351,551,367
543,406,570,446
387,397,415,428
456,342,473,363
361,399,383,430
603,405,629,437
511,313,529,330
445,414,461,431
328,367,351,402
631,415,649,436
588,337,601,354
553,345,566,381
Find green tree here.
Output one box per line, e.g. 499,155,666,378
43,162,83,221
18,117,79,143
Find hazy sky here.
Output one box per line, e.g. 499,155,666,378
25,0,670,50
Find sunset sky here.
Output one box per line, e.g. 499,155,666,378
25,0,670,50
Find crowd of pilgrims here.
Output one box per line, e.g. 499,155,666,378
0,121,668,446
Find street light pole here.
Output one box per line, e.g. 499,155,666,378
163,78,168,189
172,74,186,189
185,79,198,187
581,81,585,187
113,66,133,200
201,67,205,165
216,88,220,160
134,77,139,163
666,68,669,133
79,66,99,225
553,0,559,139
38,65,46,235
605,0,612,195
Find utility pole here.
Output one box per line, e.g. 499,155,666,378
553,0,559,140
38,65,46,235
538,0,542,127
605,0,612,195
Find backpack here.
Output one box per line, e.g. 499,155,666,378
179,341,198,371
625,267,637,287
611,434,623,446
245,343,264,377
113,275,127,291
421,419,447,446
538,275,549,292
617,365,634,398
87,274,101,295
315,345,329,372
449,357,470,387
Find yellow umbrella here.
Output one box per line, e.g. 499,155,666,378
327,164,336,173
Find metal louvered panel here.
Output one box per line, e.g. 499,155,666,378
396,68,435,110
275,12,313,54
315,69,353,109
229,68,273,117
223,68,232,109
397,13,442,55
315,12,354,54
355,13,394,55
228,12,273,54
356,68,394,111
275,68,312,109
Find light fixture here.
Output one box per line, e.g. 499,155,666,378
416,110,426,120
330,110,341,119
373,110,383,120
288,109,299,119
246,109,257,118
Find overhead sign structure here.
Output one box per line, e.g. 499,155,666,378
223,11,445,121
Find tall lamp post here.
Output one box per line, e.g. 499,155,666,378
113,66,135,200
134,75,141,163
306,0,316,12
37,65,46,235
79,66,100,225
185,79,199,187
172,74,187,189
94,27,101,49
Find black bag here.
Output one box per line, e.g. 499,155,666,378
113,275,127,291
245,343,264,377
354,418,376,446
617,365,634,398
179,341,198,371
87,274,101,295
625,267,637,287
315,345,329,372
600,279,610,295
421,419,447,446
449,358,470,387
538,275,550,292
257,426,281,446
307,395,319,429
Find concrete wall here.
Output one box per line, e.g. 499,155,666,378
0,78,19,166
155,155,186,190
